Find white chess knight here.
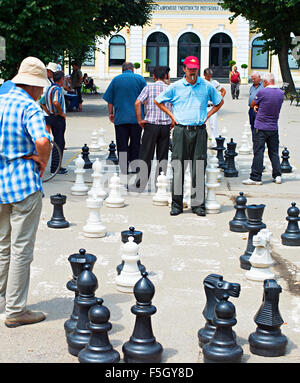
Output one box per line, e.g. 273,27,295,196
153,171,169,206
83,193,107,238
205,155,221,214
105,173,125,207
89,130,101,152
71,155,89,195
246,228,275,281
97,127,107,150
88,158,107,199
115,236,142,293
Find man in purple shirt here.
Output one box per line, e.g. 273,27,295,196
243,73,284,185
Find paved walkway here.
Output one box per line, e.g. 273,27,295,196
0,83,299,363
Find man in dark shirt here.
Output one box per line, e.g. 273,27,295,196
243,73,284,185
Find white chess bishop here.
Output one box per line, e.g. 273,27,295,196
105,173,125,207
153,171,169,206
246,228,275,281
71,155,89,195
205,155,221,214
83,193,106,238
89,130,101,152
88,158,107,199
115,236,142,293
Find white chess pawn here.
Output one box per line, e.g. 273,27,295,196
238,133,251,155
97,128,107,150
83,193,106,238
115,236,142,293
105,173,125,207
90,130,101,152
246,228,275,281
153,171,169,206
88,158,107,199
71,155,89,195
183,167,191,208
205,156,221,214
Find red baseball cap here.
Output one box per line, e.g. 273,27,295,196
183,56,199,69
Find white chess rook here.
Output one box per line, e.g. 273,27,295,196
153,171,169,206
205,156,221,214
246,228,275,281
115,237,142,293
83,194,107,238
71,155,89,195
105,173,125,207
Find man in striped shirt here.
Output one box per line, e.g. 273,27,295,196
0,56,51,327
44,71,67,174
135,66,172,191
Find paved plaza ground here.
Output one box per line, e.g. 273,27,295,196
0,82,299,364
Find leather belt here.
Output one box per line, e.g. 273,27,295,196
176,124,206,131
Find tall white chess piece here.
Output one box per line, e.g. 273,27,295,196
115,237,142,293
88,158,107,199
83,193,107,238
105,173,125,207
205,155,221,214
246,228,275,281
153,171,169,206
71,155,88,195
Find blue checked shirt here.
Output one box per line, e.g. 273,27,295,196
0,86,51,204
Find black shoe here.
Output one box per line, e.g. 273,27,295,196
193,209,206,216
170,209,183,216
51,167,68,175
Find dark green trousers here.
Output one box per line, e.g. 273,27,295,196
171,124,207,211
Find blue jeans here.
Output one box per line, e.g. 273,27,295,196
250,129,281,181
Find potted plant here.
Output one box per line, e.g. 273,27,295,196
133,62,140,70
228,60,236,69
241,63,248,84
143,58,151,77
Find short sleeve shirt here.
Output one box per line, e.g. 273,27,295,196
155,77,222,126
254,86,284,131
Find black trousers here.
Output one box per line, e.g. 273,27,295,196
114,123,142,174
138,123,171,190
250,129,281,181
45,115,66,172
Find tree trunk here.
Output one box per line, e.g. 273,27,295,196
278,37,296,94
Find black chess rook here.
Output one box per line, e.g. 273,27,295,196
47,193,69,228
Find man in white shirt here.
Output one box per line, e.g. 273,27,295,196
203,68,226,146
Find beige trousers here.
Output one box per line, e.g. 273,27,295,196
0,190,42,318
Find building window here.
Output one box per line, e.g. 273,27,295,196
177,32,201,77
146,32,169,75
251,38,269,69
288,50,299,69
109,35,126,66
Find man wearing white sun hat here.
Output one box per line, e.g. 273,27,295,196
0,56,51,328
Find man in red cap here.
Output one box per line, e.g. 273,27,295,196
155,56,224,216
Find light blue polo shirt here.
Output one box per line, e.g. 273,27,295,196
155,77,222,126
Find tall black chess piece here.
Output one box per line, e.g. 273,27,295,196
81,144,93,169
64,249,97,336
78,298,120,363
248,279,288,357
281,202,300,246
229,192,248,232
280,147,292,173
106,141,119,165
198,274,241,348
47,194,69,228
240,204,266,270
116,226,146,275
202,281,243,363
224,138,238,177
67,264,98,356
122,272,163,363
213,136,226,169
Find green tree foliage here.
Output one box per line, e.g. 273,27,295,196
0,0,154,79
220,0,300,92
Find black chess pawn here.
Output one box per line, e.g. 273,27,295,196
81,144,93,169
240,204,266,270
248,279,288,357
202,287,243,363
116,226,146,275
281,202,300,246
280,147,292,173
122,271,163,363
64,249,97,336
78,298,120,363
67,264,98,356
229,192,248,232
198,274,240,348
224,138,238,177
213,135,226,169
106,141,119,165
47,193,69,228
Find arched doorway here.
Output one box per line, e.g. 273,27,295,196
209,33,232,78
177,32,201,77
146,32,169,75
